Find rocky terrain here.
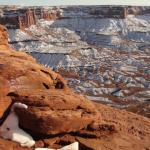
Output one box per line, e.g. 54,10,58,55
7,6,150,118
0,24,150,150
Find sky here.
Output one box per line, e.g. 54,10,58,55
0,0,150,6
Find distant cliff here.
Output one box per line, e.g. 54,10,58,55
0,8,61,29
0,6,149,29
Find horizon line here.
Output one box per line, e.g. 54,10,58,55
0,4,150,7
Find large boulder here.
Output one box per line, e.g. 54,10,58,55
13,89,98,135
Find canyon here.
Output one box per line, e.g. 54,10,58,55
0,23,150,150
3,6,150,118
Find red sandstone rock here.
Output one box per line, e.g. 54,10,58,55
0,25,9,50
14,89,98,135
0,25,150,150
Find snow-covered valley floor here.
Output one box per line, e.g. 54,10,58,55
8,13,150,118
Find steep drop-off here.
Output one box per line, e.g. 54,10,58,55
8,6,150,118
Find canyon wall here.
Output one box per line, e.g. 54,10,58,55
1,6,149,29
0,8,61,29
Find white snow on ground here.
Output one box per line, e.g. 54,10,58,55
8,29,33,42
0,103,35,148
9,14,150,52
86,96,112,103
27,25,47,36
35,142,78,150
37,19,55,28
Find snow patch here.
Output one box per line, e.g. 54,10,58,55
0,103,35,148
35,142,79,150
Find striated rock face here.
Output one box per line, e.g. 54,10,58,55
0,8,61,29
0,25,150,150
